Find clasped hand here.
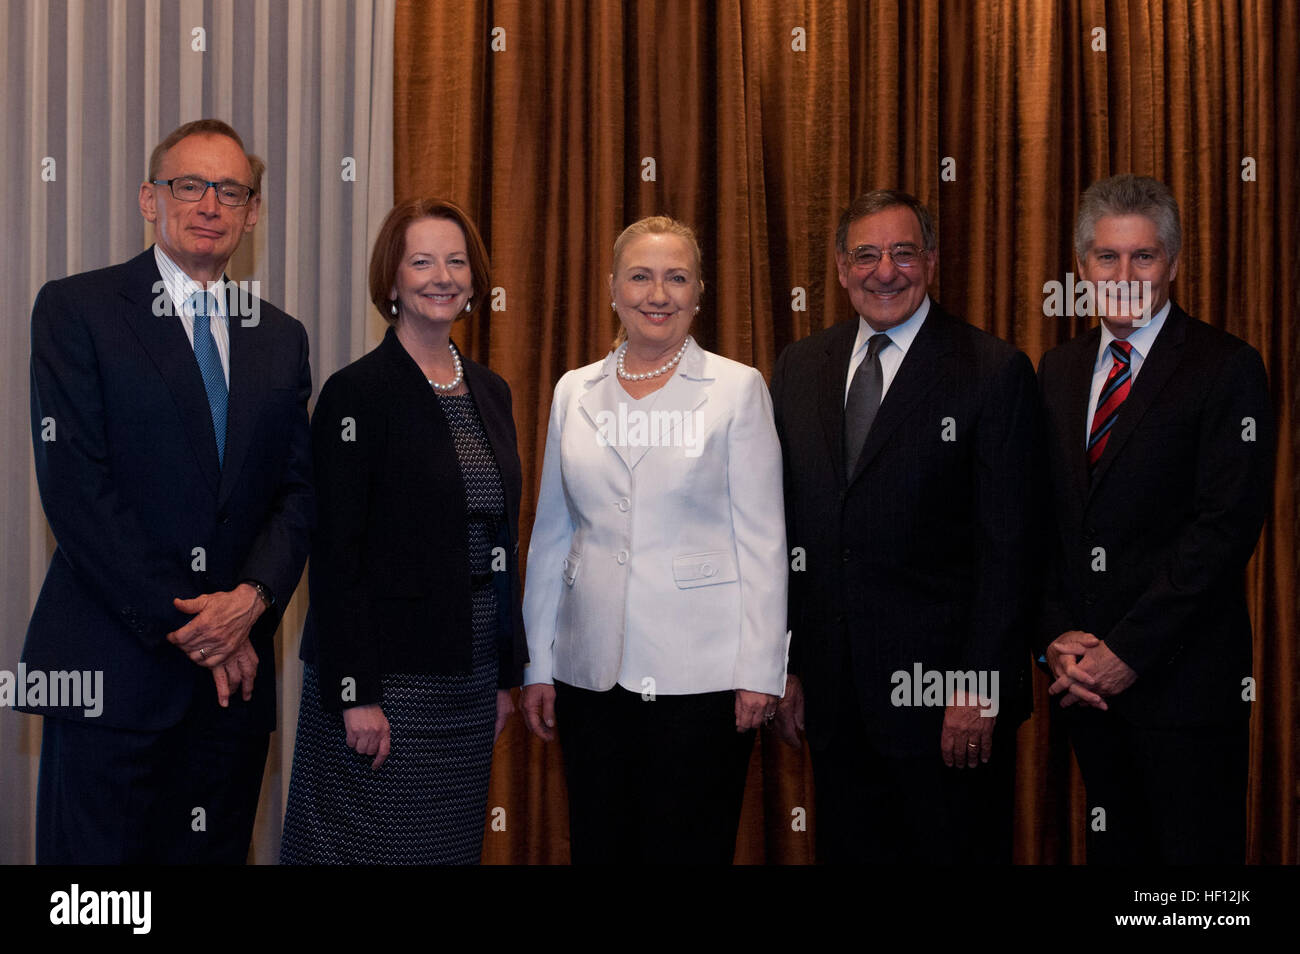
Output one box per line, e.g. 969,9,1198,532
1046,630,1137,710
167,583,266,707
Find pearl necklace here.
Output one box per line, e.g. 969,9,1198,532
426,343,464,392
616,336,692,381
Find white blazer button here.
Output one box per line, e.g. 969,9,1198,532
617,497,631,511
617,550,629,564
701,562,715,577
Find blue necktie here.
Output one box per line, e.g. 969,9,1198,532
191,290,228,465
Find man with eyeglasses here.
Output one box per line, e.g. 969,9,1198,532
23,119,313,863
769,189,1039,862
1037,175,1274,863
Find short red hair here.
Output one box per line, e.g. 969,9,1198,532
369,198,491,323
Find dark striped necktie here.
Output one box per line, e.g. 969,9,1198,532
1086,339,1132,470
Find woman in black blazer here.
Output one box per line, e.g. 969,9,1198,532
281,198,526,864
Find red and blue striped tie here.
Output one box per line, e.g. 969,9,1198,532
1087,340,1132,470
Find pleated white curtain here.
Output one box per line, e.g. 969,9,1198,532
0,0,396,864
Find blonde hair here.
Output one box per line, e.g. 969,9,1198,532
610,216,704,347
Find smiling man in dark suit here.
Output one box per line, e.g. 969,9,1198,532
770,190,1039,863
1038,174,1274,863
23,118,313,863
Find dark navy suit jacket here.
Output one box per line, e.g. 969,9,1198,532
1037,305,1274,728
23,246,314,734
772,305,1041,756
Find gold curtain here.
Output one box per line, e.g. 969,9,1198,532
393,0,1296,864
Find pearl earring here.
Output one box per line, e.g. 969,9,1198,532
464,300,472,313
611,302,617,311
390,301,398,317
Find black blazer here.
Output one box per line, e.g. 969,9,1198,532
772,305,1041,756
23,247,314,732
299,327,527,711
1037,305,1274,727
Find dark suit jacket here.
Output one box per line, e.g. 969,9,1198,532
298,327,527,712
23,247,314,733
1037,304,1274,727
772,304,1040,756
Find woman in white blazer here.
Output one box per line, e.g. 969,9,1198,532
521,216,788,863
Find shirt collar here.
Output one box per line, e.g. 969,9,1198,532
154,245,228,319
853,295,930,359
1097,299,1170,368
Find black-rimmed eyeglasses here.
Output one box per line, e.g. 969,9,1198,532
151,177,255,207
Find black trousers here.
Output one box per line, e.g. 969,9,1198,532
1064,706,1248,864
810,665,1018,864
36,684,270,864
554,681,754,864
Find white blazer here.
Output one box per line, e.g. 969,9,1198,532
523,339,789,697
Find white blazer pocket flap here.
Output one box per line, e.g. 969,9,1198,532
672,550,737,588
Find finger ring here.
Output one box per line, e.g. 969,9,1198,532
966,741,978,748
763,710,776,722
199,648,209,659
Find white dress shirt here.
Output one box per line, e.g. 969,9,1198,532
1083,301,1171,444
154,245,231,386
843,295,930,406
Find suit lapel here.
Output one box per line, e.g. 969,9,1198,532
217,301,272,505
1089,306,1189,493
848,308,952,487
1061,329,1100,509
577,353,635,471
637,342,710,469
373,328,474,520
817,319,859,484
576,341,711,472
376,326,459,447
118,249,221,498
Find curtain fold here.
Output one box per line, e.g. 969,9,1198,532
1,0,1290,867
394,0,1296,864
0,0,396,865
